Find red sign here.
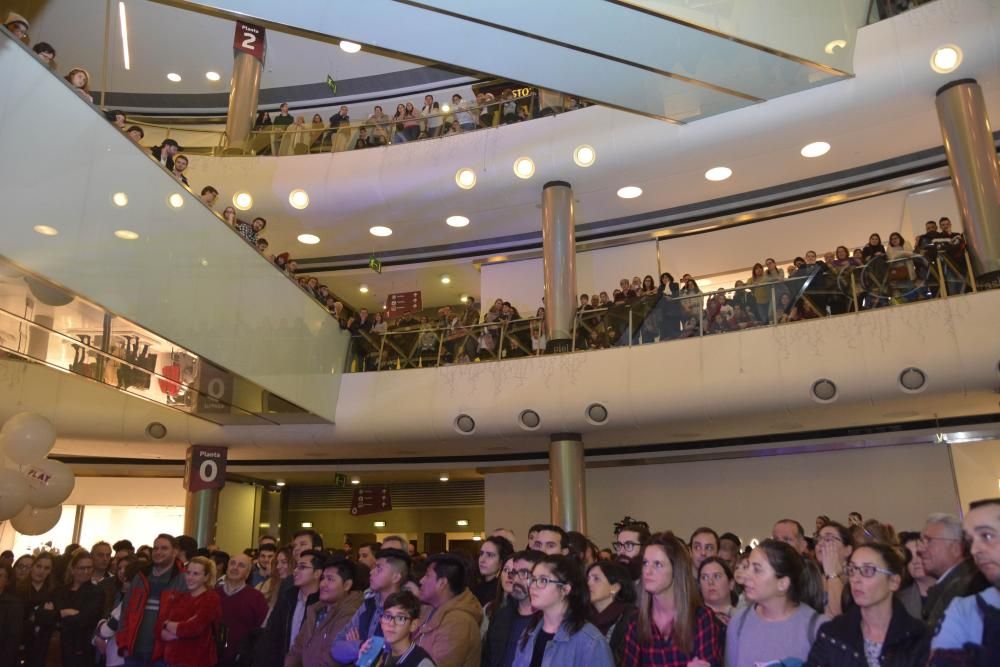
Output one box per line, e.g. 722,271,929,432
184,445,228,492
234,21,266,63
350,486,392,515
386,291,422,318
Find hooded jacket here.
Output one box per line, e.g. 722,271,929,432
283,591,362,667
413,588,484,667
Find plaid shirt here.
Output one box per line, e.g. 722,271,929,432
621,605,723,667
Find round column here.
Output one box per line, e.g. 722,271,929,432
224,22,267,154
184,488,219,547
549,433,586,533
541,181,577,352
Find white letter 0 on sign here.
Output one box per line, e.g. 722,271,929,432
199,459,219,484
242,31,256,50
207,378,225,399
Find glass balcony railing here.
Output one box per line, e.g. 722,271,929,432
344,250,982,373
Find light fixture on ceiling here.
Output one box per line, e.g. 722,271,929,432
351,476,360,485
289,188,310,209
459,294,469,303
112,192,128,207
616,186,642,199
931,44,962,73
513,157,535,179
114,229,139,240
440,275,451,285
168,193,184,208
439,473,449,482
373,520,386,528
704,166,733,181
446,215,469,228
232,192,253,210
339,40,362,53
456,519,469,526
573,144,596,167
301,521,313,528
472,535,482,542
824,39,847,55
359,285,369,293
369,225,393,237
800,141,831,158
276,480,286,487
455,168,477,190
441,104,451,113
205,71,220,81
118,2,131,71
33,225,58,236
166,72,181,82
297,233,320,245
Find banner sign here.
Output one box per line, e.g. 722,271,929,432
234,21,266,63
185,445,228,492
350,486,392,515
386,291,422,318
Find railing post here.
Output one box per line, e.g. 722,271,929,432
571,311,578,352
769,285,777,325
850,272,859,312
964,251,978,292
436,326,445,366
936,257,948,298
628,308,633,347
697,299,704,337
377,333,386,371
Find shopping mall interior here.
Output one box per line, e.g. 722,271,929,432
0,0,999,563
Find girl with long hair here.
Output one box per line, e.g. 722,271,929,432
586,560,637,663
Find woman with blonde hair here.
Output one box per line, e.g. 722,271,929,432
155,555,222,667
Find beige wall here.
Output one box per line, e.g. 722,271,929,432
65,476,186,506
215,483,260,555
950,440,1000,511
485,443,960,550
285,506,484,551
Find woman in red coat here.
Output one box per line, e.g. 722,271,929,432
155,556,222,667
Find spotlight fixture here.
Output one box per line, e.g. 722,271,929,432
441,104,451,113
930,45,962,73
168,193,184,208
472,535,482,542
440,275,451,285
166,72,182,82
297,233,320,245
439,474,450,482
112,192,128,207
455,168,477,190
339,40,362,53
359,285,369,293
301,521,313,528
369,225,392,237
446,215,470,228
351,476,360,485
705,166,733,181
513,157,535,179
205,71,221,81
114,230,139,240
33,225,59,236
232,192,253,210
800,141,831,158
616,186,642,199
276,480,286,487
288,189,310,209
373,520,386,528
573,144,596,167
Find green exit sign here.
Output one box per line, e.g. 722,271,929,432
369,255,382,274
333,473,347,488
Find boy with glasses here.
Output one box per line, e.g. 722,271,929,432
362,590,435,666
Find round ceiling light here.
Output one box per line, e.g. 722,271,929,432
617,186,643,199
513,157,535,179
359,284,369,293
931,44,962,74
455,168,477,190
705,166,733,181
518,409,541,430
824,39,847,55
168,193,184,208
297,233,320,245
339,40,362,53
205,71,221,81
114,229,139,240
369,225,393,237
112,192,128,207
33,225,58,236
289,189,310,209
586,403,609,424
441,104,451,113
440,274,451,285
454,414,475,434
446,215,469,228
811,378,838,403
800,141,831,158
899,367,927,392
573,144,596,167
232,192,253,210
166,72,181,82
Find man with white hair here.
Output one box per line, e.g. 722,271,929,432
918,512,988,630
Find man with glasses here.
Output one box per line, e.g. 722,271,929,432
285,557,361,667
930,498,1000,664
370,590,436,666
332,548,411,664
482,549,542,667
414,553,483,666
612,519,650,580
918,512,987,631
255,549,324,667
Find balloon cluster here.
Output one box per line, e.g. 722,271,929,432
0,413,75,535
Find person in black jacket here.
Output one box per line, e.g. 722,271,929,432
586,560,637,664
482,549,542,667
253,549,324,667
16,552,59,667
655,272,682,341
54,550,103,667
805,543,927,667
0,564,23,667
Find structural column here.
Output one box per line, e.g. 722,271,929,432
541,181,577,352
935,78,1000,280
223,21,267,154
549,433,586,533
183,445,228,547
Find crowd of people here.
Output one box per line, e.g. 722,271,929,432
1,500,997,666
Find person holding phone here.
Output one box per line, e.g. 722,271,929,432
360,591,435,667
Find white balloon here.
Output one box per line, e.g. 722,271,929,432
0,413,56,466
10,504,62,535
0,467,29,520
23,458,75,508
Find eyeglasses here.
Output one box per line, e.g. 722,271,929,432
507,568,533,580
612,541,640,553
918,534,960,545
817,535,844,544
380,613,413,626
529,576,566,589
846,564,895,578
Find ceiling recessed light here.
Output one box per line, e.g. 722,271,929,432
446,215,469,228
275,480,286,487
359,285,369,293
617,186,642,199
455,168,477,190
168,193,184,208
166,72,181,82
800,141,831,158
233,192,253,210
472,535,482,541
824,39,847,55
440,275,451,285
459,294,469,303
441,104,451,113
297,233,320,245
373,520,386,528
705,166,733,181
114,229,139,240
931,44,962,73
573,144,596,167
301,521,312,528
205,71,220,81
513,157,535,179
112,192,128,207
351,476,360,485
456,519,469,526
369,225,393,237
289,188,310,209
33,225,58,236
339,40,362,53
439,474,449,482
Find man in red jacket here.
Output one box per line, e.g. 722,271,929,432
117,533,187,666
